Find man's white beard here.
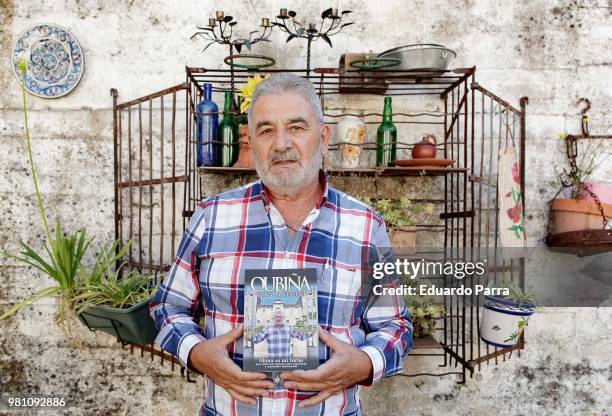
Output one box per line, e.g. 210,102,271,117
254,141,322,195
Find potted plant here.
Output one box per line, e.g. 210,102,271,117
0,57,92,342
402,278,444,338
1,57,157,346
479,280,539,348
74,241,158,345
363,197,434,251
549,136,611,234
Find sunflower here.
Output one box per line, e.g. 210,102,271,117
237,75,268,113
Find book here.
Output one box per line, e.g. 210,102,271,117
243,268,318,372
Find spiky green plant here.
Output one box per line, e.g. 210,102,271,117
74,241,155,313
0,57,92,339
1,59,155,342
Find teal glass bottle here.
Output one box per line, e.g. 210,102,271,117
376,96,397,166
218,91,239,167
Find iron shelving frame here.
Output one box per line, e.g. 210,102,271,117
110,65,528,383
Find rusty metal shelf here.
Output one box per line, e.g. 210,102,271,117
197,166,467,177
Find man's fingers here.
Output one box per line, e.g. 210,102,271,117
318,329,344,351
280,369,319,382
298,391,333,408
282,360,334,382
283,380,326,391
235,370,270,381
242,379,276,389
221,324,244,344
227,388,257,406
232,385,270,398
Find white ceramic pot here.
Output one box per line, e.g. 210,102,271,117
336,113,365,168
479,296,535,348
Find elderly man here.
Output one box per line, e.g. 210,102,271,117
252,309,311,360
150,73,413,415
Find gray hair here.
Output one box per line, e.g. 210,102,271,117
246,73,324,129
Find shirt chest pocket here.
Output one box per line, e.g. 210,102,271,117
318,264,363,327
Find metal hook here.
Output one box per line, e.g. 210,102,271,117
577,98,591,115
577,98,590,136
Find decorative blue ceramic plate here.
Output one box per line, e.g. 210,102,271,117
12,24,84,98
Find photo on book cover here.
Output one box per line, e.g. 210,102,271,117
243,268,318,372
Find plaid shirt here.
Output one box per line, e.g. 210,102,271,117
150,172,413,416
252,325,311,359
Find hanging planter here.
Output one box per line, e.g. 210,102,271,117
78,299,158,345
550,198,612,233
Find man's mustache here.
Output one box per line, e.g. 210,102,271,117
268,150,301,165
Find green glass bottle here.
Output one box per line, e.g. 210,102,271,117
218,91,239,167
376,96,397,167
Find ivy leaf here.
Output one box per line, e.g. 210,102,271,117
244,40,252,50
296,27,305,37
235,43,242,54
342,10,352,15
341,22,354,29
229,21,237,27
288,10,297,17
320,34,332,47
223,15,233,23
321,8,332,19
286,34,296,43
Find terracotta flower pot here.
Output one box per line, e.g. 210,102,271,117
551,198,612,233
233,124,255,169
388,228,417,253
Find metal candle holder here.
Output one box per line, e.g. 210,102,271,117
192,11,276,91
192,10,274,56
272,7,353,75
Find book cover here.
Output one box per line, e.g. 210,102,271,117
243,268,318,372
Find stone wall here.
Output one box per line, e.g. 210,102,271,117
1,1,611,415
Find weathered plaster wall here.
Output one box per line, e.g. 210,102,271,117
1,1,611,415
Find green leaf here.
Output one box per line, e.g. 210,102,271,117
0,286,62,320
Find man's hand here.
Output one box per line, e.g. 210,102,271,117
188,325,274,405
280,328,373,408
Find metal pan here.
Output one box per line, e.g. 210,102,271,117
378,43,456,71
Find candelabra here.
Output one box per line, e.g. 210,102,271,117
192,11,276,70
272,7,353,75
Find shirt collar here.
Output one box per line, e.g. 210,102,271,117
259,169,329,211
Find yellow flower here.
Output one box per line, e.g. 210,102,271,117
238,75,268,113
